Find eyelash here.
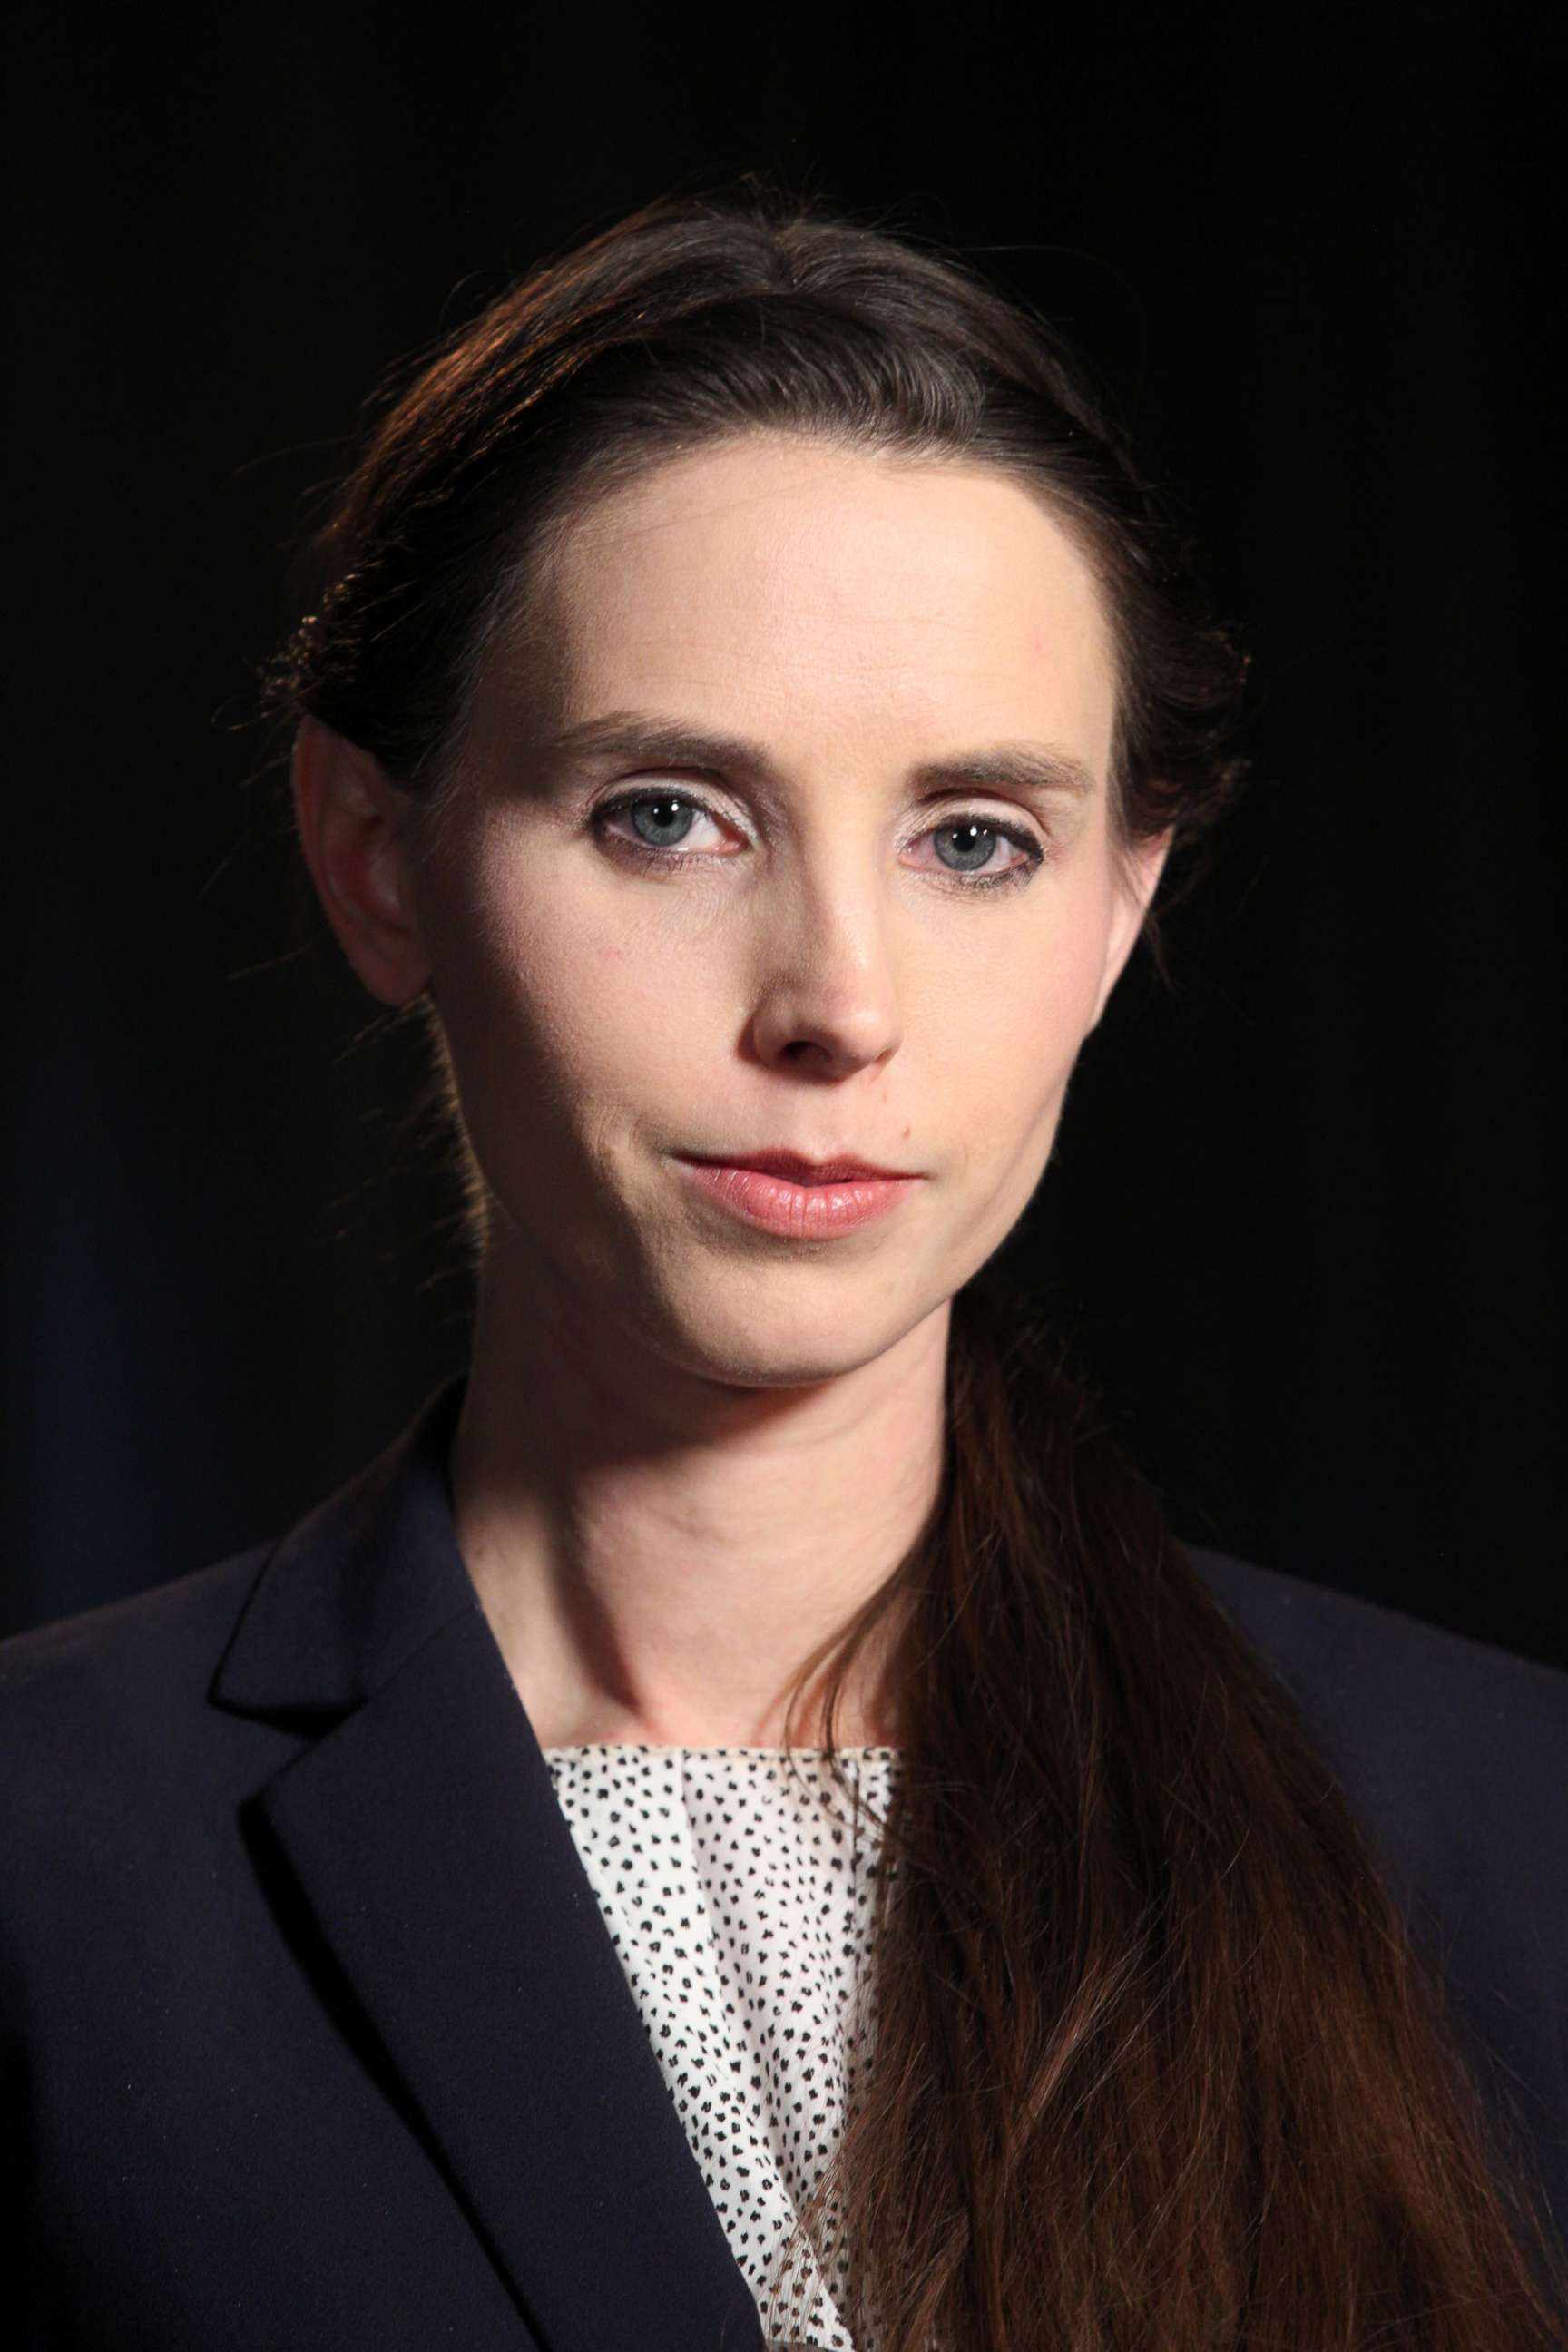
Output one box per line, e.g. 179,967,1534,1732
590,787,1048,893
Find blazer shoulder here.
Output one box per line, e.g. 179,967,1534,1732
1181,1538,1568,1891
1181,1543,1568,2247
1183,1538,1568,1730
0,1542,272,1689
0,1544,276,1800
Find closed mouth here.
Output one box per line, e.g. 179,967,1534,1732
680,1151,918,1184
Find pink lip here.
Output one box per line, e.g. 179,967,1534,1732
690,1148,916,1182
673,1154,922,1239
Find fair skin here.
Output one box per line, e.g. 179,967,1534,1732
292,432,1171,1749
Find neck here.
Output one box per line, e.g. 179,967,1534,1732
446,1242,948,1750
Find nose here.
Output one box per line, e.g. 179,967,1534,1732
746,851,905,1077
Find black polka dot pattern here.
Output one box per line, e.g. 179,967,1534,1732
542,1742,901,2349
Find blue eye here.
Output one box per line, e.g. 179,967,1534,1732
592,789,1044,891
595,790,735,860
623,794,706,850
928,819,1032,881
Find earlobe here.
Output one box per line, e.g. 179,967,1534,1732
290,717,432,1008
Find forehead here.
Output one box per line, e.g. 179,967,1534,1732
523,435,1116,778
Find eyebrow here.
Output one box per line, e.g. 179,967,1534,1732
536,710,1098,804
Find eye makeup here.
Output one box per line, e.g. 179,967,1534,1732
588,785,1050,894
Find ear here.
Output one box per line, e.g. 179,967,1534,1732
1089,827,1173,1030
290,716,431,1007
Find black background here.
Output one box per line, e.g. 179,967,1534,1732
5,5,1563,1662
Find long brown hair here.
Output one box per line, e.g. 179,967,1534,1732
266,176,1568,2349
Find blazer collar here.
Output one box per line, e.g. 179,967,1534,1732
210,1371,482,1715
211,1373,766,2352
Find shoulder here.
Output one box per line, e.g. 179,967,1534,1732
1183,1541,1568,2061
1182,1539,1568,1793
1186,1546,1568,2244
0,1546,280,1852
0,1544,273,1721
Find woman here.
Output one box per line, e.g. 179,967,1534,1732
4,179,1566,2351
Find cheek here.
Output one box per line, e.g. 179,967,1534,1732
922,887,1111,1112
427,855,719,1122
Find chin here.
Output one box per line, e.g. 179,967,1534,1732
652,1273,937,1393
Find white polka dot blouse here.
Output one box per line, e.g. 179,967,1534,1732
542,1742,902,2351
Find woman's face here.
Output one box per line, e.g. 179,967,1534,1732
400,433,1167,1387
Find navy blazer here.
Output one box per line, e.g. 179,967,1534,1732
4,1370,1565,2349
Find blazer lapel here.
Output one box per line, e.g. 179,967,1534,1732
211,1375,766,2352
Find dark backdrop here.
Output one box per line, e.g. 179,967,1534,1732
5,5,1563,1664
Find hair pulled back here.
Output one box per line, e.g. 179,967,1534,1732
269,176,1247,916
269,178,1567,2350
